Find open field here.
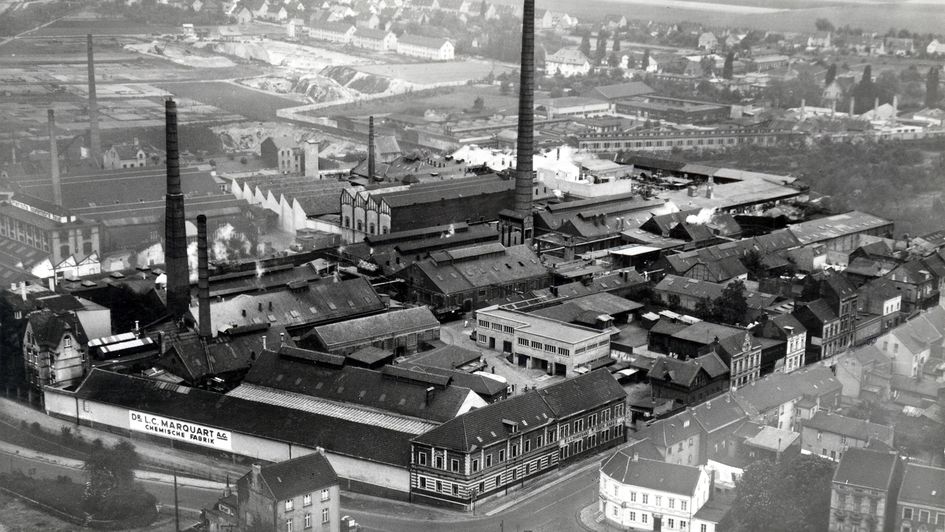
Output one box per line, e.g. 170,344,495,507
354,60,516,85
30,17,180,36
320,83,537,117
509,0,945,33
157,81,302,121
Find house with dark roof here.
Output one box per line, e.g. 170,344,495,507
301,306,440,356
752,313,807,374
236,451,341,532
649,352,729,407
705,421,800,491
800,411,894,462
409,369,626,509
102,143,148,170
599,451,722,532
654,275,779,323
732,364,841,432
404,243,551,316
896,463,945,532
586,81,654,102
792,298,844,365
23,308,88,388
829,448,900,532
887,260,940,313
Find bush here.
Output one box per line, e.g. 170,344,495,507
30,422,41,434
96,487,157,522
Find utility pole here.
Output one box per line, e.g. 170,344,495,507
174,472,180,532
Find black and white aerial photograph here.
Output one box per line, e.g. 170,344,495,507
0,0,943,529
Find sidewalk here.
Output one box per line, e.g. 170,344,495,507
578,503,627,532
0,397,246,484
0,440,226,490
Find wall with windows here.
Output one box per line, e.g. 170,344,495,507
897,501,945,532
830,483,889,532
275,484,340,532
599,462,711,531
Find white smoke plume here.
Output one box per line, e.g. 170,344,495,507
685,207,716,225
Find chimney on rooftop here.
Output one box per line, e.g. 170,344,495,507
47,110,62,207
86,34,102,167
164,99,190,320
197,214,211,340
425,385,435,405
849,98,855,117
368,116,375,181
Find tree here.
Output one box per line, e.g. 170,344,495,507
472,95,484,112
874,69,900,104
499,79,511,95
607,52,620,68
815,18,834,32
595,29,608,63
83,440,154,522
641,49,650,71
579,32,591,59
927,66,940,108
742,249,766,280
612,33,621,52
722,51,734,80
713,279,748,325
700,56,715,78
825,63,837,86
730,455,835,532
695,297,715,321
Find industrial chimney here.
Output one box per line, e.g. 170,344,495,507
86,34,102,167
497,0,535,247
47,110,62,207
164,99,190,319
197,214,211,340
368,116,375,180
514,0,535,216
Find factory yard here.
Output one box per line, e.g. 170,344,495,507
354,60,515,86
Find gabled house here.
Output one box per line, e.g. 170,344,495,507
544,48,591,78
103,144,148,170
800,411,894,461
237,451,341,532
751,313,807,374
698,32,718,51
829,448,899,532
649,351,729,407
23,308,88,388
396,35,454,60
876,312,944,378
793,298,844,365
887,260,939,313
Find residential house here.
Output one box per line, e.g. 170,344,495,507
634,410,703,466
698,32,718,51
260,136,304,174
834,345,893,402
800,411,894,462
886,37,915,56
599,451,720,532
409,369,627,509
237,451,341,532
102,144,147,170
586,81,654,102
875,312,944,378
649,351,730,407
397,35,454,60
544,48,591,78
887,260,939,313
792,299,844,365
927,39,945,55
732,364,841,432
537,9,577,30
308,20,356,44
807,31,832,49
654,274,778,323
352,27,397,51
752,314,807,374
856,277,903,345
829,448,899,532
22,308,88,388
705,422,800,491
896,463,945,532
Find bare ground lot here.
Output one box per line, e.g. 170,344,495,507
157,81,302,121
321,84,535,117
30,18,180,36
353,60,515,86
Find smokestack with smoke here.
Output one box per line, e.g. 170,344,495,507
164,99,190,319
47,110,62,207
87,34,102,167
197,215,211,340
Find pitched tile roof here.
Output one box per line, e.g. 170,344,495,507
649,352,729,387
27,309,87,349
690,392,747,433
803,411,893,443
256,451,338,501
601,452,704,496
241,348,478,423
833,448,897,491
412,369,624,451
307,306,439,350
899,463,945,509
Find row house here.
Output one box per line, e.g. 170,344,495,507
829,448,899,532
799,411,894,462
875,308,945,378
409,370,626,509
309,21,356,44
751,314,807,374
352,27,397,51
23,308,89,388
793,299,844,365
855,277,903,345
733,365,842,433
896,463,945,532
397,35,454,60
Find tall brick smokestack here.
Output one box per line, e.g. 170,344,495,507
87,34,102,167
164,99,190,319
368,116,375,180
513,0,535,216
197,214,211,340
47,110,62,207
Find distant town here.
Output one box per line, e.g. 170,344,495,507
0,0,943,530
